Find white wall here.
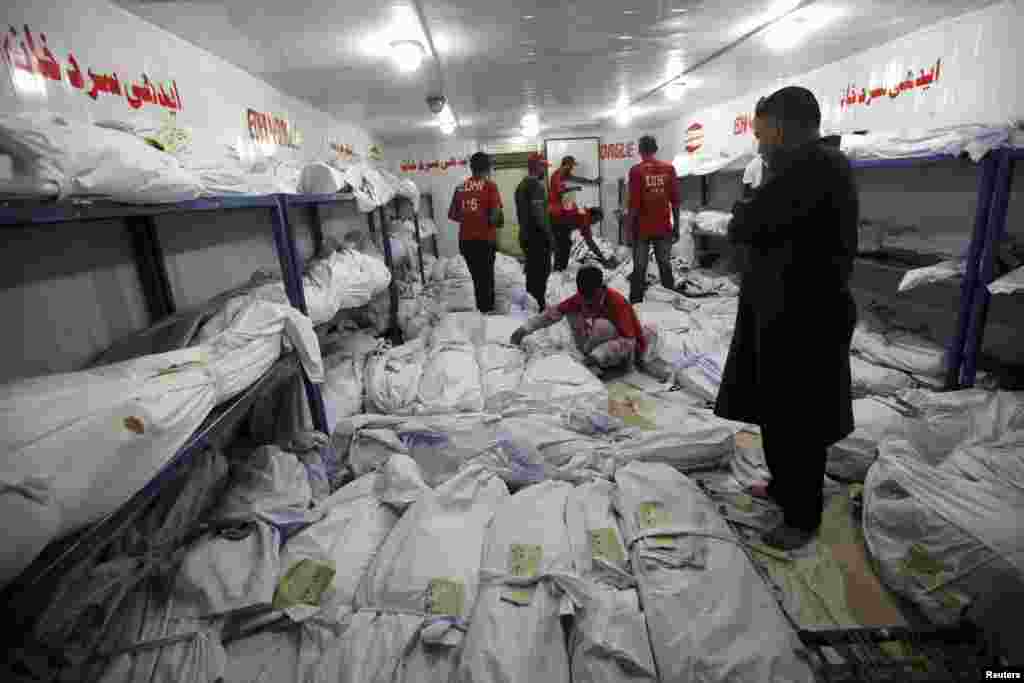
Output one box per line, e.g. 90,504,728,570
1,0,376,383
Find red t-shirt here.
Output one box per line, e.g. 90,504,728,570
548,168,577,218
449,177,502,242
557,287,646,355
566,206,594,240
628,157,680,238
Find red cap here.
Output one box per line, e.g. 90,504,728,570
527,152,550,173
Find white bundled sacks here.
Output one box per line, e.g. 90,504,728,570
989,264,1024,295
456,480,576,683
498,413,617,483
827,397,907,482
694,210,733,235
565,480,658,682
851,308,946,378
545,269,580,308
336,466,510,683
863,434,1024,647
494,253,537,315
0,113,203,202
610,408,739,473
477,342,527,412
298,162,347,194
518,352,607,407
850,355,915,397
898,259,965,292
430,256,477,312
347,413,503,486
416,318,485,415
614,462,814,683
521,317,579,358
364,337,428,415
321,351,366,436
0,299,322,587
898,389,1024,461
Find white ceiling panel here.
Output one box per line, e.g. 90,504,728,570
115,0,999,145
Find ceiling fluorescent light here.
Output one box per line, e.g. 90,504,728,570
521,112,539,128
615,107,632,126
665,81,685,101
391,40,424,73
440,121,456,135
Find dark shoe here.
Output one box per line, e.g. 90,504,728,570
762,524,815,551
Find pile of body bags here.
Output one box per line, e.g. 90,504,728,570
349,312,740,479
66,444,815,683
298,160,420,214
0,298,324,589
395,254,539,340
861,388,1024,655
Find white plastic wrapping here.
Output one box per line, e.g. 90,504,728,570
988,264,1024,295
456,480,576,683
332,466,509,683
897,259,965,292
0,113,203,202
850,354,916,397
694,210,733,236
614,462,814,683
565,480,658,682
851,307,947,378
839,124,1011,163
0,299,322,587
827,397,906,482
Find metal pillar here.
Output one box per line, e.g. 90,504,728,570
945,153,999,389
125,215,176,323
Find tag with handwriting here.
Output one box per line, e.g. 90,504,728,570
502,544,542,606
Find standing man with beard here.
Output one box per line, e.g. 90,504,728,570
714,87,859,550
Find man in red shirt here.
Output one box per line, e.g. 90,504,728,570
449,152,504,313
628,135,681,303
548,155,608,270
510,264,644,377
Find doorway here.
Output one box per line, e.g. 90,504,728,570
491,152,532,259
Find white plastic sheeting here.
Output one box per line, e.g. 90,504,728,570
0,113,203,202
827,397,907,482
0,299,322,587
565,480,658,682
614,462,814,683
989,264,1024,295
864,433,1024,644
851,306,947,378
456,480,577,683
850,354,916,397
183,154,301,196
839,124,1011,163
897,259,965,292
331,466,509,683
694,210,733,236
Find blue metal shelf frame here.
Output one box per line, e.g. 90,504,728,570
684,150,998,390
959,148,1024,387
0,192,335,629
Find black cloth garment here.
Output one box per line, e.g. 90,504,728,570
630,235,674,303
761,423,828,532
523,240,551,309
459,239,497,313
714,139,859,526
552,221,574,272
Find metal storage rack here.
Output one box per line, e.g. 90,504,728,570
681,150,1004,390
0,191,371,635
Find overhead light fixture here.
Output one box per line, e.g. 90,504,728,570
671,8,688,13
623,9,635,14
390,40,425,73
521,112,539,128
522,14,535,20
440,121,456,135
615,95,632,126
618,35,633,40
763,6,842,51
665,80,686,101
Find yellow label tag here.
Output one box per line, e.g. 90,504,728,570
273,559,336,609
426,578,465,618
589,528,626,565
503,544,542,607
637,502,675,548
902,544,945,578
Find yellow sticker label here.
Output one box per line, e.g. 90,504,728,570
637,502,675,548
589,528,626,565
902,544,945,578
426,578,465,618
273,559,336,609
503,544,542,607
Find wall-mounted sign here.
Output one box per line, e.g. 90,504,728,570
246,108,301,148
399,157,468,173
839,58,942,111
685,122,704,154
331,142,355,158
368,144,383,161
2,24,182,112
599,142,636,161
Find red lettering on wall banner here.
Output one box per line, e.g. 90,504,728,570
247,108,301,148
599,142,640,161
399,157,468,173
839,58,942,111
2,24,183,112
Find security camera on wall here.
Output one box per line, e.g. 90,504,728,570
426,95,447,114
